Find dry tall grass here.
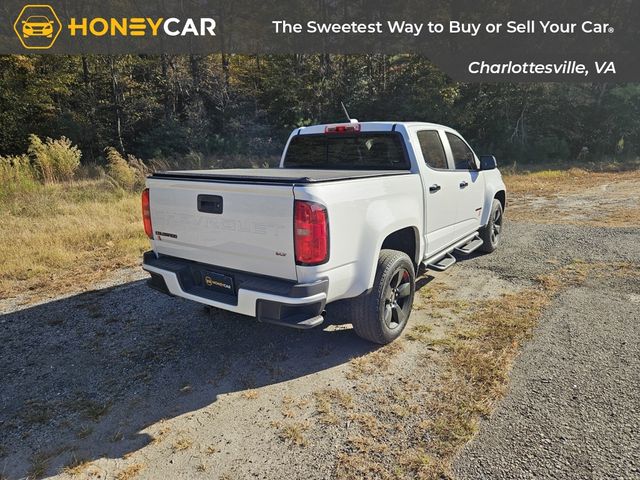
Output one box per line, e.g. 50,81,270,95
504,168,640,226
0,143,279,301
504,167,640,197
0,180,147,298
28,134,82,183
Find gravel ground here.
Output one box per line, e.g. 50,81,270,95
1,186,638,479
454,226,640,479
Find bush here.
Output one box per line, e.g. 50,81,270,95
105,147,146,190
0,154,38,198
0,154,36,183
28,134,81,182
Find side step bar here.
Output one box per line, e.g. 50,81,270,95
423,232,484,272
454,235,484,255
428,253,456,271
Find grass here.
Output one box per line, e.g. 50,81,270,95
503,168,640,227
172,435,194,452
0,179,147,298
75,425,93,439
241,389,259,400
404,324,433,342
151,424,171,445
314,388,354,425
504,167,640,197
347,413,387,437
281,395,310,419
61,455,91,476
273,420,311,447
115,463,145,480
67,395,112,421
28,452,51,479
347,341,404,379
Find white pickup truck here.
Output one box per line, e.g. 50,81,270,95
141,121,506,344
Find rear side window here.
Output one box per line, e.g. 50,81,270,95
446,132,477,170
417,130,448,169
283,133,409,170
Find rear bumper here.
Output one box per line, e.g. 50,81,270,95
142,251,328,329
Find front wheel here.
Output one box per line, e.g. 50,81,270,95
479,199,504,253
351,249,416,344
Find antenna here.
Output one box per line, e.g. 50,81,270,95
340,101,358,124
341,101,350,121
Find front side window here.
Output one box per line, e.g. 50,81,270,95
417,130,448,170
446,132,477,170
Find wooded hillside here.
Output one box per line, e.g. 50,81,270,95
1,54,638,165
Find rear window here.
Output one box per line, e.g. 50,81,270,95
283,133,409,170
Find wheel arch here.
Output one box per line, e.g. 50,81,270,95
480,172,507,226
494,189,506,210
380,226,420,267
362,225,421,293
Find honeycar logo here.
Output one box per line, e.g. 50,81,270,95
14,4,62,50
67,16,217,37
13,5,217,49
204,276,231,290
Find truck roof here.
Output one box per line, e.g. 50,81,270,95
295,121,450,135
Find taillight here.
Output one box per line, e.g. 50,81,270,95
324,123,361,134
294,200,329,265
142,188,153,239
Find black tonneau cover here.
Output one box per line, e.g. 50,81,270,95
151,168,411,184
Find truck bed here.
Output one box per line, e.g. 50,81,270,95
151,168,410,184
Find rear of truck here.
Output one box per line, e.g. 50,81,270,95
141,122,422,330
142,173,331,329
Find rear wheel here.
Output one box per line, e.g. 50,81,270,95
479,199,504,253
351,249,416,344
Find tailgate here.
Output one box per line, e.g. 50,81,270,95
147,177,297,280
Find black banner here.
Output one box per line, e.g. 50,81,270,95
0,0,638,81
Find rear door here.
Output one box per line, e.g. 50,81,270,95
416,129,460,254
442,131,485,237
147,177,297,280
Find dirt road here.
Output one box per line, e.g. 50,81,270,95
454,268,640,479
1,173,638,479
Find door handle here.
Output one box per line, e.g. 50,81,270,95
197,194,223,214
459,181,469,188
429,184,441,193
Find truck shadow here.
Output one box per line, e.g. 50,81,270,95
0,280,376,478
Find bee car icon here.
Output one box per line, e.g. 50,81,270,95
21,15,54,38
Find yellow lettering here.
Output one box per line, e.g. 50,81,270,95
147,18,163,36
68,17,87,36
129,17,146,36
89,18,109,36
111,18,127,36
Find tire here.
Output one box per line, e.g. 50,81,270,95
479,198,504,253
351,249,416,344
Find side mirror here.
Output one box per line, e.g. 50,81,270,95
480,155,497,170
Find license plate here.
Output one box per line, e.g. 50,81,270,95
202,270,235,295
